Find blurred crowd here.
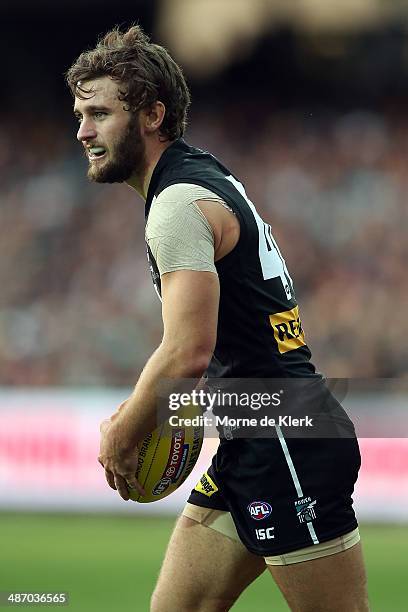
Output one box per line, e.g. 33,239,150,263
1,106,407,385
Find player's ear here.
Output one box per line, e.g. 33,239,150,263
143,101,166,134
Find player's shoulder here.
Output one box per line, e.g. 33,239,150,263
152,182,225,214
156,182,208,203
146,183,215,240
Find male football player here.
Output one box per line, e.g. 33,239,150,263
67,25,369,611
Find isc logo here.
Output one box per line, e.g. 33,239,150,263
255,527,275,540
247,501,272,521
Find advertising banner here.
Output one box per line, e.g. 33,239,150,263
0,388,407,521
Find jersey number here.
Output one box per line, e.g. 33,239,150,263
226,175,293,299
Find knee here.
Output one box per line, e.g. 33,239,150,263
150,587,195,612
295,595,370,612
150,585,174,612
150,589,234,612
150,587,170,612
149,589,161,612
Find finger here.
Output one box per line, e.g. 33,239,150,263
123,474,146,497
105,469,117,491
114,474,130,501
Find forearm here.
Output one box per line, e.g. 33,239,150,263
111,342,210,450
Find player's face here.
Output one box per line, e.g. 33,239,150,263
74,77,146,183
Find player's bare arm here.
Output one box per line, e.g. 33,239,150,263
98,269,219,500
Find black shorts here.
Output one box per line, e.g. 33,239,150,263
187,401,361,557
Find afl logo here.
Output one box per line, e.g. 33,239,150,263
152,477,172,496
247,501,272,521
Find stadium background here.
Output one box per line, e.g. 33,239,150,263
0,0,407,610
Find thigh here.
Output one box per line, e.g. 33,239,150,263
151,515,266,612
269,541,369,612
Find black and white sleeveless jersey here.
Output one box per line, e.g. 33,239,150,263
145,139,320,379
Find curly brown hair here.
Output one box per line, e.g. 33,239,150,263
66,25,191,141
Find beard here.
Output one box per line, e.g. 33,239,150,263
87,115,146,184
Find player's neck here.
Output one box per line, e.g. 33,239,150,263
126,138,173,201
